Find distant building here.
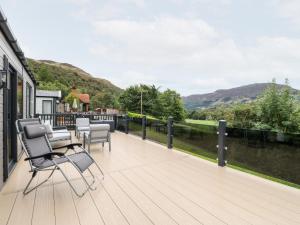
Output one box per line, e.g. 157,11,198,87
36,90,62,114
68,86,90,112
95,108,119,114
78,93,90,112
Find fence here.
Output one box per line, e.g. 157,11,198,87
226,127,300,184
36,113,117,129
116,115,300,185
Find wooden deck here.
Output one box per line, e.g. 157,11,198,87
0,131,300,225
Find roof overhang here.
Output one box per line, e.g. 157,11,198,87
0,7,36,83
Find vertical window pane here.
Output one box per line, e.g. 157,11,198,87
17,77,23,119
26,84,32,118
42,100,52,114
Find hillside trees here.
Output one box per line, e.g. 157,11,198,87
91,92,119,110
28,59,122,100
256,79,300,132
119,85,186,121
188,80,300,132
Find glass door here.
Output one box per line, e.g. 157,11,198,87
3,68,17,180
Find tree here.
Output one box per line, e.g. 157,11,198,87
231,103,257,128
118,84,160,115
64,93,79,107
37,65,53,82
256,79,300,132
119,84,186,121
119,85,142,113
91,92,119,110
159,89,186,121
38,81,69,98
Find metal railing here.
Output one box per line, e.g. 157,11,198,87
36,113,117,129
115,115,300,185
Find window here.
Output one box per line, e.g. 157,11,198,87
26,83,32,118
17,77,23,119
42,100,52,114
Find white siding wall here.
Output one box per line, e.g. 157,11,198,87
36,97,54,114
0,29,35,190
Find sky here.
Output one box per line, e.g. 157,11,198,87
1,0,300,96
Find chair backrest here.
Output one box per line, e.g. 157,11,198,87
16,118,41,134
89,124,110,140
17,121,53,167
76,118,90,127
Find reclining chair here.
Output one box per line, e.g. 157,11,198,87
16,118,104,197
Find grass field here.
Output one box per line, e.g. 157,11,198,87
185,119,218,126
128,112,158,120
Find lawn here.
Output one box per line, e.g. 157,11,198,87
185,119,218,126
128,112,158,120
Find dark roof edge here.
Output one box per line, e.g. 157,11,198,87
0,7,36,83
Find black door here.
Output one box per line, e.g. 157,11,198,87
3,67,17,181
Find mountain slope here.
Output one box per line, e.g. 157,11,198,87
183,83,299,109
27,59,122,98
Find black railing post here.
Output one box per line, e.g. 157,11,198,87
217,120,227,167
142,115,146,140
113,114,117,130
167,116,173,149
125,114,129,134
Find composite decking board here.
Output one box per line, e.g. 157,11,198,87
101,175,153,225
121,170,202,225
89,181,129,225
110,133,179,162
1,131,300,225
142,166,252,225
53,182,80,225
163,159,300,222
31,184,55,225
0,193,18,225
92,147,138,172
157,160,295,225
71,180,105,225
6,190,36,225
1,155,38,194
181,155,300,206
176,157,300,212
110,172,178,225
131,168,226,225
179,155,300,214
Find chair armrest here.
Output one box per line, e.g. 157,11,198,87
53,126,67,130
24,152,65,161
52,143,82,150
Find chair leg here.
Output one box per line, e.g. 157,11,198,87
57,159,99,197
56,165,88,197
108,134,111,152
23,168,56,195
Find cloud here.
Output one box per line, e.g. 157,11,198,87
278,0,300,24
64,0,90,5
89,16,300,95
91,17,222,65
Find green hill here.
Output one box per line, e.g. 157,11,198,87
27,58,122,98
183,83,299,110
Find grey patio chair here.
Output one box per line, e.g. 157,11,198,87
16,118,104,197
44,120,72,144
84,124,111,152
75,118,90,139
